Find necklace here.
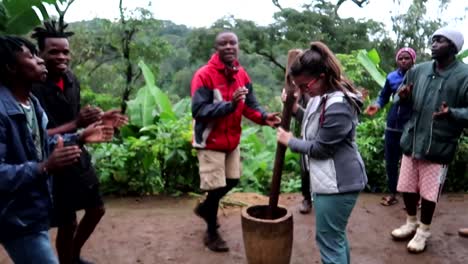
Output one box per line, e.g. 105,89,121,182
19,99,39,141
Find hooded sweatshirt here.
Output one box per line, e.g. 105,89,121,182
288,90,368,194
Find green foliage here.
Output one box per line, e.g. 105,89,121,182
237,126,275,193
80,85,120,111
237,125,301,194
280,147,302,193
445,134,468,192
356,110,387,192
457,49,468,61
50,0,467,195
356,49,387,88
0,2,8,32
0,0,57,35
391,0,448,60
336,51,381,96
126,61,175,127
68,15,171,108
90,62,197,195
91,113,198,195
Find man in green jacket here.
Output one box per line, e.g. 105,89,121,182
390,28,467,253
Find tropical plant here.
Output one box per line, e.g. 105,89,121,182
0,0,64,35
356,111,387,192
126,61,175,127
356,49,387,88
91,61,197,195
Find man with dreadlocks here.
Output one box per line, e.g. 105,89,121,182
0,35,114,264
31,20,127,264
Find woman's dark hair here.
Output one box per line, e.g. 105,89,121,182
0,36,38,80
31,19,74,51
289,41,359,95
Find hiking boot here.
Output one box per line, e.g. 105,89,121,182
407,227,431,253
299,199,312,214
391,220,418,240
203,231,229,252
458,228,468,237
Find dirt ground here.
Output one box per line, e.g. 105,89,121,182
1,193,467,264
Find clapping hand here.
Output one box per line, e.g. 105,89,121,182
433,101,450,119
80,123,114,144
76,105,103,128
232,87,249,108
397,84,413,100
40,136,81,173
102,109,129,128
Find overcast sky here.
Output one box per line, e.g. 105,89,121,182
48,0,468,50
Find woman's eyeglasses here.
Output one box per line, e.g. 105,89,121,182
293,77,319,91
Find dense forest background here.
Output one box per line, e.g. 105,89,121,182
69,0,448,110
1,0,467,195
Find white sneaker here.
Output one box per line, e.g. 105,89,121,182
391,221,418,240
407,227,431,253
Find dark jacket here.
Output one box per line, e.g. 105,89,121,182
399,60,468,164
376,69,412,132
32,71,80,130
32,71,98,191
0,85,77,241
191,53,267,152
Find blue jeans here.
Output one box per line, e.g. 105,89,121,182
314,192,359,264
2,231,58,264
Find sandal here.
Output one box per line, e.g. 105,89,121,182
381,195,398,206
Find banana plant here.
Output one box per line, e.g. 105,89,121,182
358,47,468,87
126,61,176,128
0,0,63,35
356,48,387,87
457,49,468,61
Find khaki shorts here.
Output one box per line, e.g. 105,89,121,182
197,147,241,190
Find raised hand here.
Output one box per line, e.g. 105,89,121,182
397,83,413,100
80,123,114,144
232,87,249,108
433,101,450,119
76,105,103,128
364,104,380,116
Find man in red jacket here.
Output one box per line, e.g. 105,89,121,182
191,31,280,252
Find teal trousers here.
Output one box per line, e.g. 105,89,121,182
313,192,359,264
